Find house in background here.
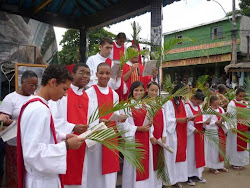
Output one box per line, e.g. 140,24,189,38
162,15,250,87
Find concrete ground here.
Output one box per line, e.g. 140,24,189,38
180,165,250,188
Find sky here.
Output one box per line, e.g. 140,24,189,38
54,0,241,51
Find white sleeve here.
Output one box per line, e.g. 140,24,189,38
0,93,14,116
86,57,96,86
21,104,66,174
119,108,137,139
185,104,196,134
150,126,154,139
162,108,167,138
164,101,177,134
49,99,75,134
226,101,237,129
108,78,121,90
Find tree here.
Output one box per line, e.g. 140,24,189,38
239,0,250,16
226,0,250,16
58,28,115,65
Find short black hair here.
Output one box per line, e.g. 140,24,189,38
193,89,205,101
209,95,219,105
128,81,145,99
217,84,226,93
115,32,126,40
236,87,245,95
147,81,160,89
96,62,111,72
21,70,38,83
72,63,89,73
100,37,113,46
41,64,73,86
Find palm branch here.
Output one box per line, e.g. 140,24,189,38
120,47,149,69
87,125,145,172
204,129,229,164
196,75,209,89
131,21,142,45
163,74,175,93
151,37,196,68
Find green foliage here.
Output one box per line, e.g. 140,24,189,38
58,28,115,65
225,89,236,101
239,0,250,16
131,21,142,45
88,126,145,172
163,75,175,93
196,75,209,89
120,47,149,68
151,37,196,68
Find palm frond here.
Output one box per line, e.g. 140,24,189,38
87,126,145,173
155,148,171,184
204,130,229,164
120,47,149,69
196,75,209,90
131,21,142,44
163,74,175,93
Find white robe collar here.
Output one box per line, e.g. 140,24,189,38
70,84,85,95
96,53,107,61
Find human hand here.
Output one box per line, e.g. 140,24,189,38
176,117,187,123
162,137,166,144
187,116,195,121
66,134,77,140
118,114,128,123
147,119,154,127
73,124,88,134
132,63,139,70
137,125,150,132
0,114,10,123
193,129,200,134
66,136,85,150
152,68,158,77
150,137,158,145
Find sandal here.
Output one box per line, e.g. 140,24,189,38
209,168,220,174
219,167,229,172
232,165,243,171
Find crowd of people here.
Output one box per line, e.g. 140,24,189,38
0,33,249,188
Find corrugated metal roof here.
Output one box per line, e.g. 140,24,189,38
0,0,180,29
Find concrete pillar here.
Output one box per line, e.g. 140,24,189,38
79,27,89,63
151,0,163,85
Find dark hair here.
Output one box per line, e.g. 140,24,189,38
145,81,160,97
209,95,219,105
21,70,38,83
41,64,73,86
96,62,111,72
236,87,245,95
72,63,89,73
211,84,218,90
193,89,205,101
115,32,126,40
128,81,145,99
128,45,137,50
172,83,184,105
100,37,113,46
217,84,226,93
209,88,216,93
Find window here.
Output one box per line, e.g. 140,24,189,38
211,26,223,39
177,35,183,44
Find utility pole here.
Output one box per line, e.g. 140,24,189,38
231,0,238,88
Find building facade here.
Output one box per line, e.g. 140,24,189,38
162,15,250,87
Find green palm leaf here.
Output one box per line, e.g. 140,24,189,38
87,126,145,173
